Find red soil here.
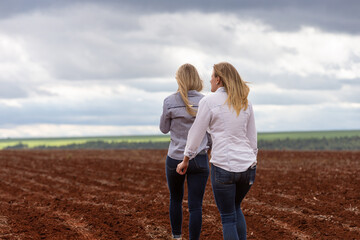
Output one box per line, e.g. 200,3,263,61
0,150,359,239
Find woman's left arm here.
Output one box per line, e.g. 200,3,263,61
246,104,258,156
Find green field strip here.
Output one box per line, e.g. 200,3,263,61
257,130,360,141
0,135,171,149
1,130,359,149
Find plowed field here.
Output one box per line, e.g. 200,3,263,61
0,150,359,239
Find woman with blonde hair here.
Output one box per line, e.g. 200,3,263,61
160,63,211,240
177,62,257,240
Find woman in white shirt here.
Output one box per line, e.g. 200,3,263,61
177,62,257,240
160,63,210,240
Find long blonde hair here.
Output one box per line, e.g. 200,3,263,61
213,62,249,116
176,64,203,116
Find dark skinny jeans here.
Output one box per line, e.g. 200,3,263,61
166,154,209,240
211,164,256,240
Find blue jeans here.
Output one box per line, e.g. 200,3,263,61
166,155,209,240
211,164,256,240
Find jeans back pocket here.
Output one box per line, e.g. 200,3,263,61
166,156,180,171
214,166,233,184
194,155,209,171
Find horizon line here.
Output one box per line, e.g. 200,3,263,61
1,129,359,140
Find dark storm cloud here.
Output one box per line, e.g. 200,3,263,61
110,0,360,34
1,0,359,34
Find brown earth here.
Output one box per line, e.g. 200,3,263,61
0,149,359,240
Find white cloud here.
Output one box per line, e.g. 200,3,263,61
0,33,52,99
254,103,360,132
0,82,169,127
0,124,161,138
0,4,359,137
2,7,360,84
270,27,360,79
249,83,338,105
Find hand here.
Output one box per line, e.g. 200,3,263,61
176,160,189,175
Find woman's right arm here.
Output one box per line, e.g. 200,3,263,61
178,99,211,175
176,98,212,175
159,100,170,134
184,99,211,159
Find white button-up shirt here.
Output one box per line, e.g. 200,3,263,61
184,87,257,172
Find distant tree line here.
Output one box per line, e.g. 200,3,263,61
4,141,170,150
258,136,360,150
4,136,360,151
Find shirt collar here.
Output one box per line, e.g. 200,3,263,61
188,90,199,96
216,87,226,93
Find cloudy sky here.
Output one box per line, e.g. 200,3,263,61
0,0,359,138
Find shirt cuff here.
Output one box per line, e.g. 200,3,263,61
184,147,197,159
